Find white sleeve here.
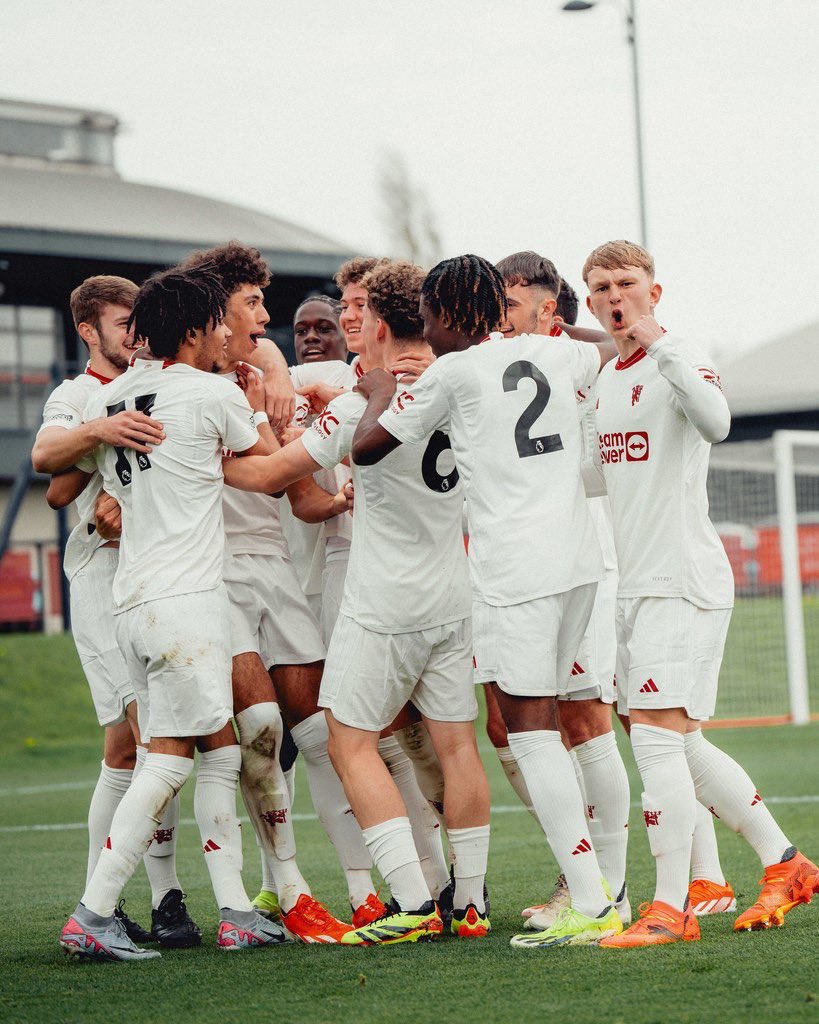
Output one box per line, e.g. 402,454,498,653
38,381,85,434
377,361,451,444
301,395,359,469
568,341,602,392
205,383,259,453
647,335,730,444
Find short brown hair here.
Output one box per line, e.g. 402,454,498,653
69,275,138,331
179,240,271,295
582,240,654,284
495,251,561,296
334,256,389,289
362,261,426,341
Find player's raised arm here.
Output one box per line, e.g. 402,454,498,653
555,322,619,369
349,368,402,465
246,336,296,432
628,316,730,444
46,467,92,509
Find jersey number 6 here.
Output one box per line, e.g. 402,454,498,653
106,393,157,486
422,431,459,493
503,361,564,459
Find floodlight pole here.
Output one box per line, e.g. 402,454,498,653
563,0,648,248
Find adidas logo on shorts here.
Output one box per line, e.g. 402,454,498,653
639,678,659,694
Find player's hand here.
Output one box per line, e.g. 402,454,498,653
331,481,354,517
263,370,296,433
354,368,397,401
296,382,346,415
279,424,305,446
626,314,664,349
93,411,164,453
95,490,122,540
236,361,266,413
388,351,435,382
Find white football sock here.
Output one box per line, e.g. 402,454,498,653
290,711,374,908
394,721,446,824
134,745,182,908
378,736,450,898
691,801,726,884
495,746,536,820
449,825,490,914
569,748,589,808
507,730,608,918
631,725,695,912
236,703,308,913
283,763,296,808
574,731,630,900
685,729,790,867
194,745,252,913
86,761,132,886
82,753,192,918
362,817,430,911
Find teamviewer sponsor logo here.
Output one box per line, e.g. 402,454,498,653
598,430,650,463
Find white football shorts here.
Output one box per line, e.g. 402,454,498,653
115,585,233,743
473,582,598,698
320,614,477,731
560,568,617,704
225,552,325,668
69,545,136,727
615,596,732,720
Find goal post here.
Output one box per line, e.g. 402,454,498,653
707,431,819,726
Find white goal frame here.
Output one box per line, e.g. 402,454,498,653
773,429,819,725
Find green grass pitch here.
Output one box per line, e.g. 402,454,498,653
0,633,817,1024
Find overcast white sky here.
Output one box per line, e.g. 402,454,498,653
3,0,817,362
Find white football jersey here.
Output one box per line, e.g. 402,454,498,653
302,390,470,633
594,335,734,608
80,359,258,612
220,368,287,563
378,333,604,606
38,368,111,581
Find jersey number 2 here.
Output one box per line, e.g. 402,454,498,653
106,393,157,486
502,361,563,459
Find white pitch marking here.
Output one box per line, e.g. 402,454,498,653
0,796,817,835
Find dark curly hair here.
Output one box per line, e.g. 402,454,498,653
556,278,579,325
421,255,506,337
128,269,227,359
334,256,390,289
361,261,426,341
179,240,271,295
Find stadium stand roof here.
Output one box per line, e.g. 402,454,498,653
721,321,819,417
0,163,350,275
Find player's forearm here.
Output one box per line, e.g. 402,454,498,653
32,423,102,474
350,391,400,466
286,477,343,524
46,468,91,509
648,335,731,443
223,440,320,495
247,338,289,377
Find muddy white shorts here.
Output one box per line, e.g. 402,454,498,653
615,596,732,721
561,568,617,704
472,582,598,698
320,614,476,731
225,553,325,668
69,545,136,727
115,585,233,743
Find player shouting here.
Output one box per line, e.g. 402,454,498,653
582,240,818,948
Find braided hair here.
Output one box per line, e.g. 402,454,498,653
128,269,228,359
421,255,507,337
294,294,342,321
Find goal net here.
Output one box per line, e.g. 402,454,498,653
708,431,819,724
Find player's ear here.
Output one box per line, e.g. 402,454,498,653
585,295,598,321
376,318,387,343
649,281,662,309
538,297,557,326
77,322,97,349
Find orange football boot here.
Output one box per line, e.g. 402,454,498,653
281,893,352,943
352,892,387,929
688,878,736,916
600,900,700,948
734,850,819,931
